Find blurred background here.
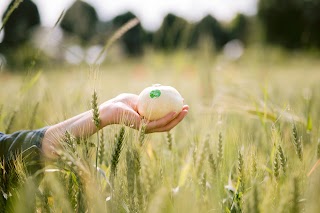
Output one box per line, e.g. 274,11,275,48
0,0,319,70
1,2,320,213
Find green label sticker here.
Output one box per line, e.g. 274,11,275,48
150,89,161,98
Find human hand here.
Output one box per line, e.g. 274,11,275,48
42,93,188,159
99,93,189,133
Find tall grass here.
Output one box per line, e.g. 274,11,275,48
0,48,320,212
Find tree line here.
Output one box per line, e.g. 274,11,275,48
0,0,320,69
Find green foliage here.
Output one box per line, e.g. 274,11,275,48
60,0,98,43
229,13,250,44
154,13,193,50
258,0,320,49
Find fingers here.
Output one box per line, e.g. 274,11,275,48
148,109,188,133
146,105,189,133
114,93,139,110
121,108,142,130
117,102,189,133
124,94,139,111
181,105,190,111
146,111,177,130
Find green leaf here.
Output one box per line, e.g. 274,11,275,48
306,115,312,132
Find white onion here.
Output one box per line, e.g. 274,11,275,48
137,84,184,121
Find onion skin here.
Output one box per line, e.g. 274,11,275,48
137,84,184,121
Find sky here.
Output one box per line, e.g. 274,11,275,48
0,0,258,31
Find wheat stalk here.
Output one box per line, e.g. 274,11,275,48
291,177,300,213
251,151,257,178
251,183,260,213
277,144,287,175
292,123,303,161
68,173,78,212
192,142,198,166
200,172,207,195
126,149,136,212
98,129,105,165
91,90,101,128
159,167,164,185
136,170,143,212
273,151,280,179
237,150,244,191
217,132,223,165
139,123,147,147
196,135,209,176
94,18,140,65
208,153,217,176
132,148,143,210
39,186,51,213
166,131,173,151
91,89,101,175
143,161,153,195
110,127,125,182
64,131,77,153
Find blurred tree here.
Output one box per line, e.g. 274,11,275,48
193,15,230,50
229,14,249,44
60,0,98,44
1,0,40,47
143,30,154,47
258,0,320,49
112,12,145,56
303,0,320,48
0,0,41,69
153,13,194,50
258,0,303,49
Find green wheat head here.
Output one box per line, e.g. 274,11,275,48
292,123,303,161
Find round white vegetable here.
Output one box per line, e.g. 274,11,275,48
137,84,184,121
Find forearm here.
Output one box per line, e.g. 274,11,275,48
42,101,113,158
44,111,96,139
40,93,188,159
41,103,112,159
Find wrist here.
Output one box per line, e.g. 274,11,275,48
98,101,115,127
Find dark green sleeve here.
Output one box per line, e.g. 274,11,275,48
0,128,49,207
0,127,49,161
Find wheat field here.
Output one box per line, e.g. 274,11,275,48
0,48,320,212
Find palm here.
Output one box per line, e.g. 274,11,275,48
104,93,189,133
